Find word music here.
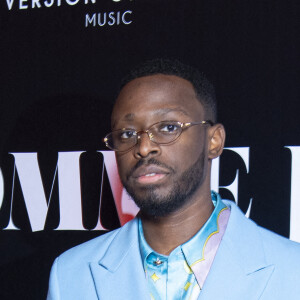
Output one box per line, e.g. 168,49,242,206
0,147,300,243
85,10,132,27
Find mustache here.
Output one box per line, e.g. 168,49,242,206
127,158,175,179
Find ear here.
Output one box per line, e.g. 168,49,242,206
207,123,226,159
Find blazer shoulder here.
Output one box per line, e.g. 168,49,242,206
223,199,300,264
258,225,300,259
57,226,122,266
52,217,139,273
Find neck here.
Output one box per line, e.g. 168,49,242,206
140,186,214,255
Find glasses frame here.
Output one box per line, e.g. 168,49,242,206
103,120,214,152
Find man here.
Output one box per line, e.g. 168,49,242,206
47,59,300,299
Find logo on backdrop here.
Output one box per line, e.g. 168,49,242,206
6,0,132,10
6,0,97,10
5,0,133,28
0,147,300,242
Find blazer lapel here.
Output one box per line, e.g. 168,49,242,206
199,201,275,299
89,219,149,300
88,201,275,300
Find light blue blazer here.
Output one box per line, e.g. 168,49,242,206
47,200,300,299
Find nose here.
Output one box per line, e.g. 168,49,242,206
134,131,161,159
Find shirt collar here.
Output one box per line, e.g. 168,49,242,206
138,191,227,269
139,217,165,270
181,191,227,267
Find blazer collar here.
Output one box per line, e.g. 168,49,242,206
89,201,275,300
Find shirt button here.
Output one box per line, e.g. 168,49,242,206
153,258,164,266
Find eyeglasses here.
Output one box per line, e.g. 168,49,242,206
104,120,214,152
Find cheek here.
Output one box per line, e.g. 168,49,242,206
162,143,201,170
170,139,207,171
115,152,136,181
186,131,208,156
178,133,206,156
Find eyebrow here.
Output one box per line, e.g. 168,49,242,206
112,107,190,128
123,113,135,121
112,113,134,128
124,108,189,119
154,107,190,117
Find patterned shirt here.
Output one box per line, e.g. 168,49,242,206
138,191,230,300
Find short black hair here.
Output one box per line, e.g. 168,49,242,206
120,58,217,122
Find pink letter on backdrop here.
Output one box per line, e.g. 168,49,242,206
98,151,139,226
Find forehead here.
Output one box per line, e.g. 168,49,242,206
111,74,204,128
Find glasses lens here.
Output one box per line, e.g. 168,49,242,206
105,129,137,151
150,121,182,144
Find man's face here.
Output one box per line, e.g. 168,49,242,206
111,74,210,217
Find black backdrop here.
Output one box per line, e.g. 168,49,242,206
0,0,299,299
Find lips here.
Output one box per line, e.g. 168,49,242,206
131,165,170,184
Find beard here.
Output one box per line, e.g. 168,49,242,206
122,152,206,217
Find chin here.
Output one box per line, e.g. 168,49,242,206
131,189,188,218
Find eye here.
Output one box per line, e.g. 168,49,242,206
159,123,180,133
120,130,136,139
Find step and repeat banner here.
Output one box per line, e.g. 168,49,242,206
0,0,299,299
